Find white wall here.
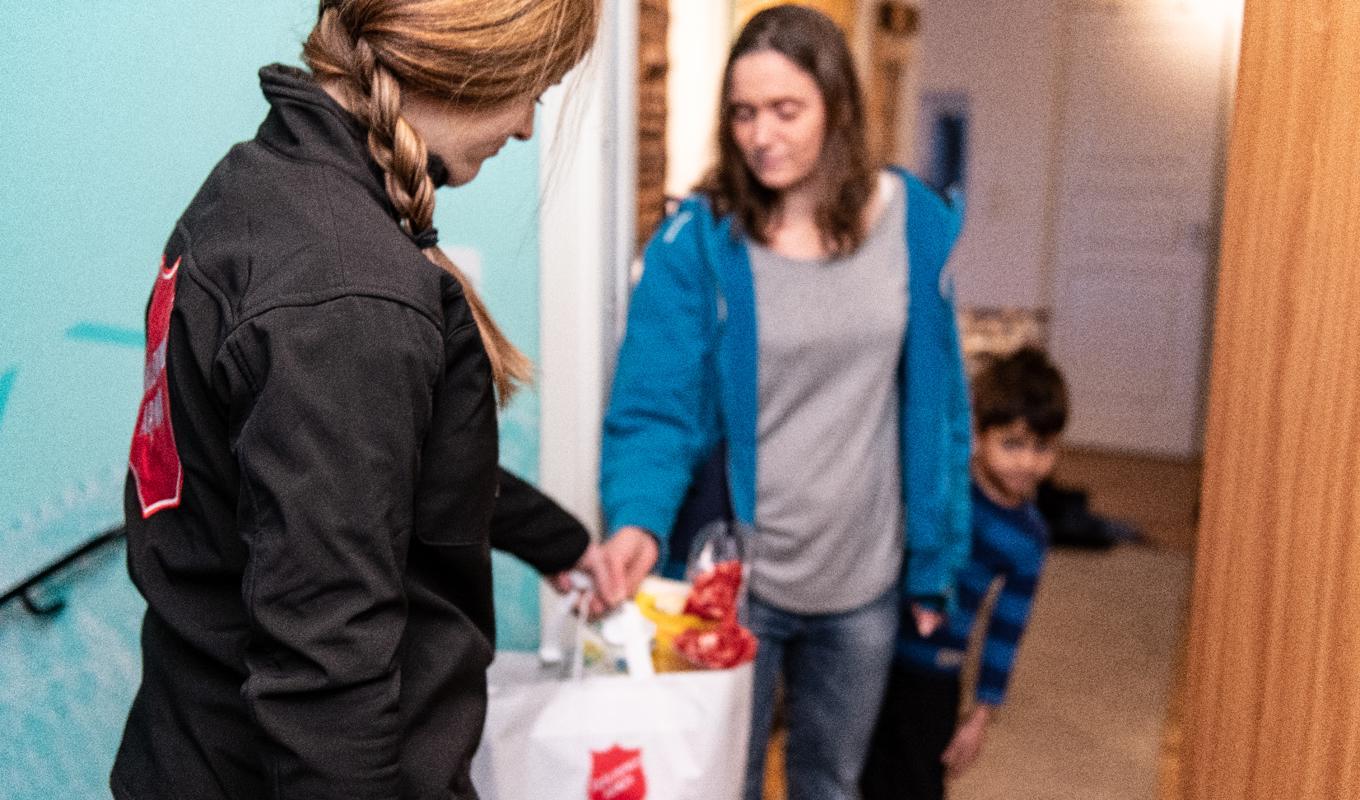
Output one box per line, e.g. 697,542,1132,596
538,0,636,534
536,0,636,645
916,0,1064,310
666,0,733,197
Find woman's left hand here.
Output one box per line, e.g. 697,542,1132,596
911,603,945,637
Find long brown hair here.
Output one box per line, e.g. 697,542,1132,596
303,0,600,404
698,4,875,257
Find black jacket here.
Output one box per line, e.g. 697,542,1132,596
112,65,586,800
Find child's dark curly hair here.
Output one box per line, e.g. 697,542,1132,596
971,346,1069,437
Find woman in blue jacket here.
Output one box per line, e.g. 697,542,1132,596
599,6,972,799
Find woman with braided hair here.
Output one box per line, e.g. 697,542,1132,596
112,2,602,798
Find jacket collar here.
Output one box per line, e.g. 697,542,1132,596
254,64,452,219
257,65,390,207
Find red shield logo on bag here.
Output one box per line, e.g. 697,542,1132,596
129,255,184,518
588,745,647,800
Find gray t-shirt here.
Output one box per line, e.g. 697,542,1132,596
748,173,908,614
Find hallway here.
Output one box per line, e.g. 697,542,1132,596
951,544,1191,799
955,449,1198,799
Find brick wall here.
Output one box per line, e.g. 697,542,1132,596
637,0,669,251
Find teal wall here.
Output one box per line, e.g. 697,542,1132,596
1,5,546,797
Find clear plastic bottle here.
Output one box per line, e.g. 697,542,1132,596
683,520,754,624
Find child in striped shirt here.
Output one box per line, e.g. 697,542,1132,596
862,346,1069,800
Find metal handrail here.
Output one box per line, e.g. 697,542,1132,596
0,527,125,616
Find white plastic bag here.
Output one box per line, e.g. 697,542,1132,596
470,647,753,799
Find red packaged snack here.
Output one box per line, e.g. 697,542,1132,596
674,620,758,669
683,560,744,621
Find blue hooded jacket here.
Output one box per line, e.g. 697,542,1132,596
601,168,972,604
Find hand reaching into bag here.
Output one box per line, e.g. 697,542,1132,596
597,526,660,607
548,542,623,617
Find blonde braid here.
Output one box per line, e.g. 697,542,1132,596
310,6,532,405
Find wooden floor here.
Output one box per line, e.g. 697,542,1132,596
762,728,786,800
1051,449,1202,554
759,448,1201,800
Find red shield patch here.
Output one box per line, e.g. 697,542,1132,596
129,255,183,518
588,745,647,800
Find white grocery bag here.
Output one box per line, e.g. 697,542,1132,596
470,652,753,799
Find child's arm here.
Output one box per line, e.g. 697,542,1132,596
947,528,1046,775
941,704,994,775
974,559,1043,706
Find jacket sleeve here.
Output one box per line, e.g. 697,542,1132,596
490,467,590,574
223,295,439,799
975,548,1046,705
902,175,974,603
600,204,721,546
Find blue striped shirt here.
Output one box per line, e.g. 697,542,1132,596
896,482,1048,705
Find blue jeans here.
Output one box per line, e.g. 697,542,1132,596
743,587,899,800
